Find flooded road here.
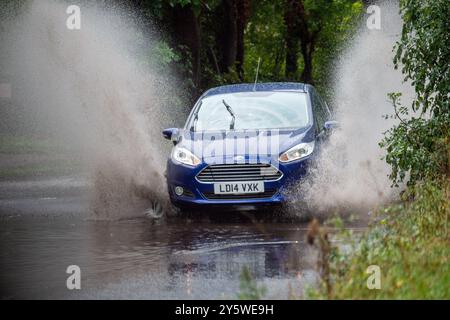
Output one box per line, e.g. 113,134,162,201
0,176,365,299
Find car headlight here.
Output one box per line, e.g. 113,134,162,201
279,141,315,162
172,146,201,166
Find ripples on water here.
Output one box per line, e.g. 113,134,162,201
0,216,326,299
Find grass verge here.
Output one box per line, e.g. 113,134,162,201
311,179,449,299
0,135,66,154
0,135,81,180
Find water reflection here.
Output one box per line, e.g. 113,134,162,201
0,214,320,299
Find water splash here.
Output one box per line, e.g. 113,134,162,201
287,0,414,215
1,0,184,219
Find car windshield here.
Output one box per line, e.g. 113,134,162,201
189,91,309,131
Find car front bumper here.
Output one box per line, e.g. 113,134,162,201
166,157,310,210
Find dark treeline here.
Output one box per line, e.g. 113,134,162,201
132,0,365,101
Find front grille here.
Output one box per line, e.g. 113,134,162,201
202,189,277,200
196,163,282,182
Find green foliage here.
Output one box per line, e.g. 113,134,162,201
380,0,450,186
314,180,450,299
244,0,287,82
394,0,449,116
152,41,181,66
244,0,362,93
142,0,362,98
145,0,203,17
312,0,362,93
237,266,266,300
0,135,58,154
168,0,204,16
0,135,81,179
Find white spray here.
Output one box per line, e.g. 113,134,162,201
1,0,184,219
287,0,414,215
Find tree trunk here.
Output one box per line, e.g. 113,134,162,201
284,0,299,80
285,36,298,80
215,0,238,73
235,0,251,80
300,42,314,84
284,0,319,84
171,4,202,88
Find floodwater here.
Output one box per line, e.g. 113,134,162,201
0,0,401,300
0,176,365,300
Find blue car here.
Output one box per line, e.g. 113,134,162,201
162,82,337,212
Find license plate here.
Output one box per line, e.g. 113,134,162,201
213,181,264,194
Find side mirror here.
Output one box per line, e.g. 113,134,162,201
323,120,339,131
162,128,179,141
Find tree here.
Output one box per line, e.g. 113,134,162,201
283,0,362,84
284,0,316,81
380,0,450,186
284,0,300,79
235,0,251,80
141,0,361,98
244,0,286,82
142,0,252,95
211,0,251,79
213,0,238,74
169,3,202,87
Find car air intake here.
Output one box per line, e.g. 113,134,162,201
196,163,282,182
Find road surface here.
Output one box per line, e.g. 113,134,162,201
0,175,365,299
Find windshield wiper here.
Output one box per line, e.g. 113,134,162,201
222,99,235,130
189,101,202,132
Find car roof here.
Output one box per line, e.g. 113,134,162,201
202,82,307,97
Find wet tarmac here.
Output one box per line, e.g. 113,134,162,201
0,176,365,299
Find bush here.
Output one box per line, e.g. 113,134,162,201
314,180,449,299
380,0,449,187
